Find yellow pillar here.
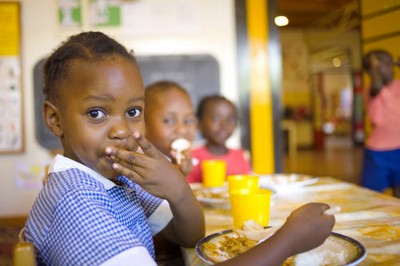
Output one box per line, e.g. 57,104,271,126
246,0,274,173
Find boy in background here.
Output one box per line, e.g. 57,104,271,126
144,81,197,176
144,80,198,264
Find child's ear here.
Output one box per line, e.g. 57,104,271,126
42,100,63,137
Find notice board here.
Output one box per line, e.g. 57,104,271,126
0,2,24,153
137,54,220,109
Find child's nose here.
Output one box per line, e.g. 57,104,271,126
108,118,131,139
217,119,229,129
176,122,190,135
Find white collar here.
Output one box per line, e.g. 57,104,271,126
48,154,116,189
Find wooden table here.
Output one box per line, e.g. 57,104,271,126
182,177,400,265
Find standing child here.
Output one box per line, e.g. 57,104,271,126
144,81,197,176
361,49,400,197
25,31,334,266
187,95,251,183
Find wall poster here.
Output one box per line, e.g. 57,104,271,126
58,0,82,27
89,0,120,27
0,2,24,153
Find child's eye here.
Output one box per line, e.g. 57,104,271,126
163,117,175,125
212,116,222,122
127,108,142,118
88,109,106,119
184,117,197,126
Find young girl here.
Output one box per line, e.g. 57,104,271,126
25,31,334,266
24,31,204,265
187,95,251,183
144,81,197,176
361,50,400,197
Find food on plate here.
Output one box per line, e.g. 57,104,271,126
198,229,365,265
243,220,263,231
191,186,230,209
283,250,346,266
234,220,275,241
193,187,229,200
202,234,257,262
200,221,274,262
170,138,191,165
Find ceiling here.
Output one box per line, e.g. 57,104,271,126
276,0,358,28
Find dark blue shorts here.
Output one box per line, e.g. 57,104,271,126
361,148,400,192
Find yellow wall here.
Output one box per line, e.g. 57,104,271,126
282,91,311,108
361,0,400,79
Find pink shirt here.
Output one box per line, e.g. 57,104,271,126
186,146,252,183
366,79,400,150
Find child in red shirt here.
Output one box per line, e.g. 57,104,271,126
187,95,251,183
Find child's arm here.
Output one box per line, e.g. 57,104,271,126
106,132,205,247
217,203,334,266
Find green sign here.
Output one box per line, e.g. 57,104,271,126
58,0,82,27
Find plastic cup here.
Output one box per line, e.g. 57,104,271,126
230,188,272,228
13,242,36,266
201,160,226,187
227,175,260,192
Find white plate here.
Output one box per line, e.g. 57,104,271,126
196,229,366,265
191,185,231,209
191,183,276,209
258,173,318,193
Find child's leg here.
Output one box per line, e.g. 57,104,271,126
361,149,390,192
387,149,400,198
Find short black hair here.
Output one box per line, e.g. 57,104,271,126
145,80,187,96
363,49,392,71
196,95,237,120
144,80,192,121
43,31,137,103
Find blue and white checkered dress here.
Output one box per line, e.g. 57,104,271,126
25,155,172,265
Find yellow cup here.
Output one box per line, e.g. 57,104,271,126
227,175,260,192
13,242,36,266
201,160,226,187
230,188,272,228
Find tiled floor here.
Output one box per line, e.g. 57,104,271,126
283,135,364,185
